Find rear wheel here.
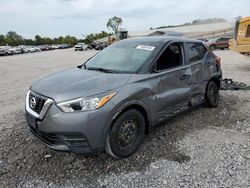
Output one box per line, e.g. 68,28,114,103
205,81,219,108
105,109,145,158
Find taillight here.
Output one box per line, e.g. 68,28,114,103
216,56,221,65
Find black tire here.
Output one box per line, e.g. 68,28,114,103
210,45,216,51
205,81,219,108
105,109,145,158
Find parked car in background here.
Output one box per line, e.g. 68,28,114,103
74,43,88,51
197,38,208,42
87,42,97,50
17,46,25,53
39,45,53,51
1,44,60,57
94,42,108,50
58,44,71,49
51,44,60,49
9,47,22,54
207,37,231,50
0,46,13,55
24,46,41,53
25,36,222,158
0,47,6,56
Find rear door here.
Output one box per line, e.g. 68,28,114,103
185,42,208,104
149,42,192,120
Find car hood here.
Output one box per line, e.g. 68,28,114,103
31,68,131,102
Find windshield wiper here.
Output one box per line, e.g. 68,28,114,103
86,67,118,73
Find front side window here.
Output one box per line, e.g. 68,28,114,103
187,43,207,63
153,43,183,72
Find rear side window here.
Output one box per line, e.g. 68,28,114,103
246,25,250,38
187,43,207,63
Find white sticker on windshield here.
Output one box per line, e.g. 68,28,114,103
136,45,155,51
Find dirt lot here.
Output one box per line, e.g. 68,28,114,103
0,49,250,187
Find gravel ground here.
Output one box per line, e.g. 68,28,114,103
0,49,250,187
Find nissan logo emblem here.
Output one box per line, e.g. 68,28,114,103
30,97,37,109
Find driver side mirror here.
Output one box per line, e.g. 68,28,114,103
77,64,83,68
151,63,160,73
77,57,93,69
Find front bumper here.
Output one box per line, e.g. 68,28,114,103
25,99,115,154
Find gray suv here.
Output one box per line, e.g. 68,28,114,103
25,37,222,158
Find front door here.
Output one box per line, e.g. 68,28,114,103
149,42,192,121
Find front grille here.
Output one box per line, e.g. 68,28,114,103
29,92,47,114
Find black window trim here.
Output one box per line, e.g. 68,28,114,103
185,42,208,65
246,25,250,38
149,41,185,73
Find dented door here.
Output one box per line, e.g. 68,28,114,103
149,66,192,120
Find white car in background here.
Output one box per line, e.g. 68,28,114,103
24,46,41,53
74,43,88,51
51,44,60,49
9,47,22,54
0,47,7,55
0,46,13,55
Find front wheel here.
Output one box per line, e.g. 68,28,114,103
205,81,219,108
105,109,145,158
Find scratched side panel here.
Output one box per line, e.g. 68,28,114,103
190,61,205,104
148,67,192,122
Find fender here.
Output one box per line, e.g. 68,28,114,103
100,99,151,145
111,99,150,121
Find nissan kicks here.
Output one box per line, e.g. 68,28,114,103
25,36,222,158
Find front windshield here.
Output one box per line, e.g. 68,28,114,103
85,41,157,73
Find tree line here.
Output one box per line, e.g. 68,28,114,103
0,31,111,46
0,16,123,46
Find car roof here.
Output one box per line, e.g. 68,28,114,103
122,36,201,44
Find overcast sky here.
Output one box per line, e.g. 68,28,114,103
0,0,249,39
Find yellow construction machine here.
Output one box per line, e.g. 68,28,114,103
229,16,250,55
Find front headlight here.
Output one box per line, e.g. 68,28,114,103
57,92,117,112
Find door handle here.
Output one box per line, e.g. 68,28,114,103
180,74,191,80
